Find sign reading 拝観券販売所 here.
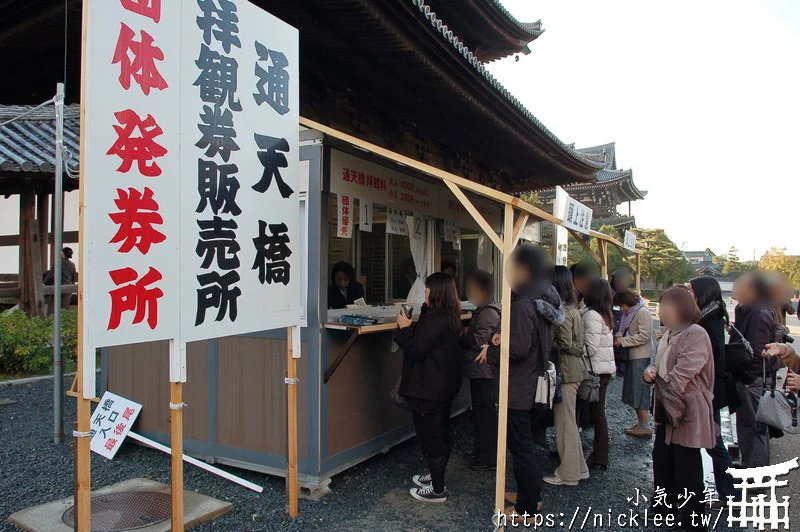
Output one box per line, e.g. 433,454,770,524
179,0,300,343
81,1,301,392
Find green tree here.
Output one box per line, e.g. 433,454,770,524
635,228,692,289
790,259,800,290
759,247,797,276
721,246,752,277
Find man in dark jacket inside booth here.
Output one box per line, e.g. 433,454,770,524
478,244,564,517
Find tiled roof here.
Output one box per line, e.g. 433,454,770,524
487,0,545,39
577,142,616,169
0,104,80,174
410,0,605,172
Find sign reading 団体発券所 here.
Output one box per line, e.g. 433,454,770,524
81,0,301,393
89,391,142,459
624,230,637,251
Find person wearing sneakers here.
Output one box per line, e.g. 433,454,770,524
613,290,654,438
543,266,589,487
395,272,463,503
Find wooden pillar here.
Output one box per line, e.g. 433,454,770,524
19,193,36,315
598,239,608,280
37,194,49,274
286,328,299,517
635,253,642,293
494,203,513,516
170,382,184,530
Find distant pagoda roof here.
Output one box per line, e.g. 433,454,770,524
422,0,544,62
566,142,646,202
576,142,617,169
594,214,636,230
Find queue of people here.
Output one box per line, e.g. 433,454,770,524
333,244,798,527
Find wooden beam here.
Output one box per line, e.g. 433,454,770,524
299,117,561,224
170,382,184,530
494,204,513,517
0,230,79,247
611,242,637,273
43,283,78,296
511,212,530,247
443,180,502,250
567,229,600,264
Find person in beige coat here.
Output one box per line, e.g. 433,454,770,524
643,287,715,529
613,290,654,438
582,279,615,469
544,266,589,487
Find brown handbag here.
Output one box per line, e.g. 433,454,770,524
655,375,686,427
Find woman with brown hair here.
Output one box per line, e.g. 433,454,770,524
644,287,715,529
395,272,463,503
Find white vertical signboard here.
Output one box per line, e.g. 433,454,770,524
82,0,182,395
624,230,637,252
336,194,352,238
179,0,301,343
561,194,593,235
553,187,569,266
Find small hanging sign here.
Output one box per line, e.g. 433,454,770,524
337,194,352,238
561,195,593,235
387,208,408,236
409,212,424,240
624,230,637,251
359,198,373,232
443,220,457,243
89,391,142,459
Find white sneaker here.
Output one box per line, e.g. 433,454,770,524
543,473,578,487
412,473,432,488
410,484,447,503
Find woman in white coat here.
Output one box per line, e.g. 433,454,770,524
582,279,616,470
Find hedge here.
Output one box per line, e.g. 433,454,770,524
0,310,77,375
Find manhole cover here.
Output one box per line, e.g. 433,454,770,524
62,491,172,531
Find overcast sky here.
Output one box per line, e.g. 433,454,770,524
0,1,797,274
489,0,799,258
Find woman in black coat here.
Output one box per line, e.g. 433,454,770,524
395,272,463,503
689,276,737,502
327,261,365,309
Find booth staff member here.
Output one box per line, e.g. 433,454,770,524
328,262,365,309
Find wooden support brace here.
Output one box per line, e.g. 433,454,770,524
598,240,609,279
511,212,530,247
567,229,600,264
611,242,637,272
442,180,502,250
170,382,184,530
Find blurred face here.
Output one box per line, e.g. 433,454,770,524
466,280,489,306
424,287,431,305
614,275,630,292
732,275,752,305
334,271,350,290
659,300,681,330
506,260,530,290
573,276,589,295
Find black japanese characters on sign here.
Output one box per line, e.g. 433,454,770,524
194,0,242,326
251,39,293,286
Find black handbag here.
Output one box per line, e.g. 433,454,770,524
578,355,600,403
725,323,754,382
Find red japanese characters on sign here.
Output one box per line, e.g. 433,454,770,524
83,0,180,365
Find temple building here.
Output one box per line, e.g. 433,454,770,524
539,142,647,231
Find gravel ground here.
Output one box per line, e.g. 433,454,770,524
0,374,764,531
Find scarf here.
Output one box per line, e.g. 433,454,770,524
699,300,721,321
620,300,645,335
